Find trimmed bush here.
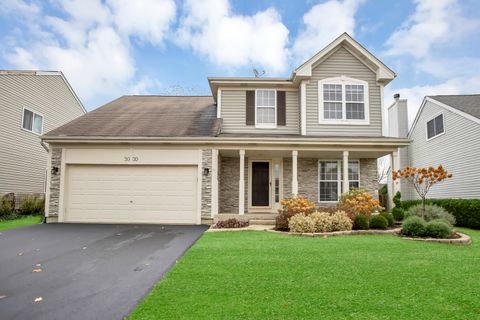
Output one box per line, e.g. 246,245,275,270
392,207,405,221
406,204,455,226
425,220,453,239
337,189,383,220
353,214,369,230
19,196,44,216
380,212,394,227
276,195,316,231
402,199,480,229
310,211,332,232
393,191,402,208
402,216,427,237
370,215,388,230
329,211,353,231
288,214,316,233
213,218,249,229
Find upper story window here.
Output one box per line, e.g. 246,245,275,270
255,89,276,128
426,113,444,140
22,108,43,135
318,77,369,125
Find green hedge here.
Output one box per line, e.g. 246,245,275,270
401,199,480,229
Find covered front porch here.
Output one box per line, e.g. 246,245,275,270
205,145,403,222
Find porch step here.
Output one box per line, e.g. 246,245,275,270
249,219,276,225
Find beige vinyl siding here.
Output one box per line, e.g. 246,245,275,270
404,100,480,200
0,74,85,194
221,90,299,134
305,46,383,136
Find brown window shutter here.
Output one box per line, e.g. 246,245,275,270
246,91,255,125
277,91,286,126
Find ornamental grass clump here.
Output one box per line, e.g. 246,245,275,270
406,204,456,226
337,189,383,220
276,195,316,231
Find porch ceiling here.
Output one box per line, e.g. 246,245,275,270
219,149,392,159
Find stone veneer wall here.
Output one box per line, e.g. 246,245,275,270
282,157,378,205
201,149,212,217
359,158,379,199
48,148,62,216
218,156,248,213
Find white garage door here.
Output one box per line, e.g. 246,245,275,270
65,165,198,224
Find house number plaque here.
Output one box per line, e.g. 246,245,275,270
124,156,139,162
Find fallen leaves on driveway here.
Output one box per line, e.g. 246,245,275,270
0,295,6,299
34,297,43,303
32,268,42,273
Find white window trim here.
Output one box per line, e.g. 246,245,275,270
21,107,44,135
255,89,277,129
318,76,370,125
425,111,445,141
318,159,360,203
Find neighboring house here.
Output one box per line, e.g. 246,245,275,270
389,94,480,200
0,71,86,204
41,33,409,225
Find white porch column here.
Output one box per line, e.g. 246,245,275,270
391,149,400,196
342,151,349,194
292,150,298,195
211,149,219,218
239,149,245,215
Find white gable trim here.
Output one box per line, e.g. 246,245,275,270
294,33,396,84
408,96,480,137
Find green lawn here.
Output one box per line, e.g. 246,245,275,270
130,229,480,319
0,215,43,231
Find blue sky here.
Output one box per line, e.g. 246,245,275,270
1,0,480,121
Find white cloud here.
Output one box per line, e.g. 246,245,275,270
2,0,175,108
385,76,480,128
293,0,365,61
107,0,176,45
177,0,289,74
385,0,479,58
0,0,40,16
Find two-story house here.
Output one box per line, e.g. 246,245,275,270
0,71,85,205
41,33,409,225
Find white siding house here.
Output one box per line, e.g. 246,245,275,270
395,95,480,200
0,71,85,198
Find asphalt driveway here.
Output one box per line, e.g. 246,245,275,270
0,223,207,320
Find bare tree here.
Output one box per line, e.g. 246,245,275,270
161,84,207,96
377,156,391,184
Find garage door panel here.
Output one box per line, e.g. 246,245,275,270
65,165,198,224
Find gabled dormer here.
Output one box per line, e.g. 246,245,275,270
209,33,396,137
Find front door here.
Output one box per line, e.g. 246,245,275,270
251,161,270,207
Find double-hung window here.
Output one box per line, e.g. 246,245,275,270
426,113,444,140
22,108,43,135
318,77,369,124
318,160,360,202
255,90,276,128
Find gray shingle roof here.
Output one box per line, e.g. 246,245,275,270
429,95,480,120
44,95,220,137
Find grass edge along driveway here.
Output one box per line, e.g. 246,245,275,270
130,228,479,319
0,215,43,231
